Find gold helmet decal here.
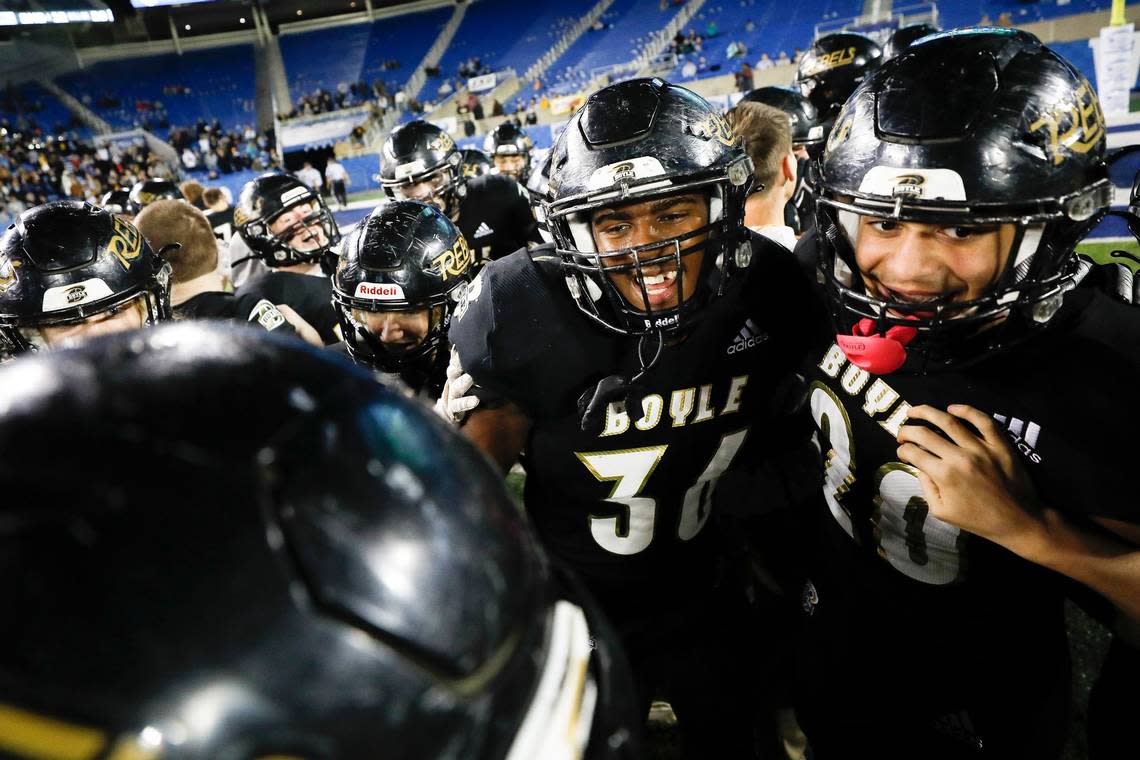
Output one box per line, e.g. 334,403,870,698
108,216,143,271
428,131,455,153
1028,81,1106,165
432,235,472,281
691,112,737,147
802,46,857,77
0,257,21,294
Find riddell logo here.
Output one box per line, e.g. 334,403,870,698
355,282,405,300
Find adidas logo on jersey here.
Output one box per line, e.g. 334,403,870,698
994,414,1043,464
473,221,494,238
727,318,768,354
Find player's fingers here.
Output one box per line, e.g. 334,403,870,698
946,404,1009,452
451,396,480,414
896,441,945,478
896,423,956,459
905,404,984,450
451,371,474,396
915,471,944,513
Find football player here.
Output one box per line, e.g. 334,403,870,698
726,101,799,248
448,78,830,756
134,199,322,344
485,121,534,184
739,86,824,234
461,147,494,178
881,22,941,62
0,200,170,355
0,322,643,760
127,177,185,215
98,188,134,221
380,120,539,267
332,201,474,395
796,29,1140,758
232,172,343,344
793,32,882,132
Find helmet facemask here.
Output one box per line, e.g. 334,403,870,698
1,263,172,355
816,182,1110,371
382,159,466,221
259,199,341,267
333,288,461,375
545,160,752,338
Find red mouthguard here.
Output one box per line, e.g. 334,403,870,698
836,318,918,374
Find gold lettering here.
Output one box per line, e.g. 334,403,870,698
840,363,870,395
880,402,911,437
694,384,716,423
862,378,899,416
670,387,695,427
721,375,748,415
634,394,664,431
600,402,630,437
819,343,847,378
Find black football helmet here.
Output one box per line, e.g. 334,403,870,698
740,86,826,152
98,188,132,217
485,121,534,184
881,22,940,62
0,322,642,760
814,28,1112,373
380,120,466,219
527,152,555,243
233,172,341,268
543,78,754,337
794,32,882,129
0,201,171,354
127,178,184,215
332,201,475,376
461,147,494,178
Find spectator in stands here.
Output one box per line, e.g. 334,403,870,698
473,99,485,121
745,19,756,33
997,11,1013,27
491,98,504,117
757,52,774,70
727,41,747,59
705,20,718,38
324,157,350,210
776,50,789,64
793,47,804,63
297,162,323,192
726,100,798,249
179,180,205,210
735,62,754,92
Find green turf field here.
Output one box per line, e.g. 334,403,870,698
1078,239,1140,270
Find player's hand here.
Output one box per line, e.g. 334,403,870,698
434,348,479,425
896,404,1043,550
275,303,323,347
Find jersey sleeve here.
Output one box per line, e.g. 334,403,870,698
448,247,588,419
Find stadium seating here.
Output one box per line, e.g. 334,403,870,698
55,44,256,133
535,0,686,101
433,0,596,83
937,0,1111,31
0,81,89,138
279,7,452,106
666,0,863,84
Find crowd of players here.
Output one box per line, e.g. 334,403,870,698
1,23,1139,760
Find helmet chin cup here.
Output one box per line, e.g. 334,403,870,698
836,317,918,374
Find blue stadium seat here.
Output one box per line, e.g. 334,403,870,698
279,7,453,106
0,82,89,138
55,45,256,133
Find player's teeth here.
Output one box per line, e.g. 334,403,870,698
643,271,677,286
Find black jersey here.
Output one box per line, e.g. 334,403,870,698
450,237,829,590
456,174,539,267
206,207,235,245
234,272,339,345
798,287,1140,731
175,290,299,337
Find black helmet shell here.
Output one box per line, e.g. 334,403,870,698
740,85,825,147
127,178,184,214
333,200,475,373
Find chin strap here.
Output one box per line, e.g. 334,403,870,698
577,331,664,434
836,317,918,375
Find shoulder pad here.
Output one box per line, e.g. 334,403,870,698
448,246,595,416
